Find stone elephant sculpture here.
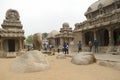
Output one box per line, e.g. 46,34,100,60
32,33,43,51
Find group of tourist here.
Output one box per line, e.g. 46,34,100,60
43,43,54,51
88,39,99,53
76,34,120,53
36,34,120,54
59,39,99,54
62,42,69,54
77,39,99,53
43,39,99,54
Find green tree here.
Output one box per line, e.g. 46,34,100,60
26,35,33,44
42,32,48,39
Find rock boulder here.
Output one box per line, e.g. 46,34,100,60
11,50,49,73
71,52,96,65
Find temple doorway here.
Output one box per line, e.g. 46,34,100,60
84,31,94,45
8,39,15,52
96,29,109,46
55,38,60,46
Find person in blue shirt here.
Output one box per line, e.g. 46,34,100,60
63,42,67,54
77,41,82,53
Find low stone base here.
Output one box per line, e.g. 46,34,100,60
111,52,120,55
42,51,52,55
0,51,4,57
6,52,16,58
97,60,120,71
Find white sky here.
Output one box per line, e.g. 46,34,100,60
0,0,98,37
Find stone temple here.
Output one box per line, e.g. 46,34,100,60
48,0,120,53
47,23,74,48
0,9,25,57
73,0,120,52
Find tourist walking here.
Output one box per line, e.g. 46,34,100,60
88,40,93,52
94,39,98,53
77,41,82,53
63,42,67,54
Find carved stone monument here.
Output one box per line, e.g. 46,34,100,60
73,0,120,53
55,23,74,47
0,9,25,57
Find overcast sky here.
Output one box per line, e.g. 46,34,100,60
0,0,98,36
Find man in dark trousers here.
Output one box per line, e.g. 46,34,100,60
94,39,99,53
63,42,67,54
77,41,82,53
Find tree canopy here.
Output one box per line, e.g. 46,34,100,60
42,32,48,39
26,35,33,44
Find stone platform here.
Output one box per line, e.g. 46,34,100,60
94,53,120,71
64,52,120,71
42,51,52,55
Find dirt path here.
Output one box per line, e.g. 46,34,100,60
0,55,120,80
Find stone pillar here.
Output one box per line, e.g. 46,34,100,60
23,40,25,49
0,41,1,50
108,28,113,46
69,40,74,53
19,38,22,51
60,38,63,47
82,31,85,46
94,29,96,39
1,39,3,51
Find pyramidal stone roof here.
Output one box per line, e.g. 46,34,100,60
0,9,24,38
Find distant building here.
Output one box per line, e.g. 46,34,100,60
47,30,59,47
55,23,74,47
0,9,25,57
47,23,74,50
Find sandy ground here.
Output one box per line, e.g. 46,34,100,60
0,54,120,80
